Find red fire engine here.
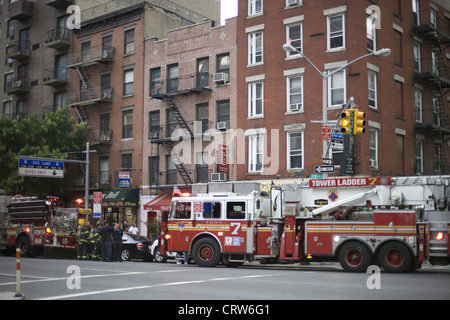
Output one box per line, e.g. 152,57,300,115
159,176,450,273
0,196,78,257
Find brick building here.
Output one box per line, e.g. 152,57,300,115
235,0,450,183
143,17,237,195
64,2,219,225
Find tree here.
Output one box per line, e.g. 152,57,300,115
0,106,90,197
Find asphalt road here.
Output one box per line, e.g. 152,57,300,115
1,256,450,303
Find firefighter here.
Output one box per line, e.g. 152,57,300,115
77,220,91,260
90,222,101,261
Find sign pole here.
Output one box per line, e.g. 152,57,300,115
84,142,90,210
14,248,25,299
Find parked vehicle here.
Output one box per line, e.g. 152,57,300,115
115,234,153,262
150,239,176,263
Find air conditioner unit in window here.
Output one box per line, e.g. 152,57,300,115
288,0,299,6
370,160,378,168
216,121,229,131
211,172,227,182
289,104,301,111
213,72,229,84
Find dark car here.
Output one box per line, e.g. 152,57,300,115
113,234,154,262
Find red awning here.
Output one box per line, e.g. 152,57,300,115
143,194,172,211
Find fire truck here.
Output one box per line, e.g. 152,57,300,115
0,196,78,257
159,176,450,273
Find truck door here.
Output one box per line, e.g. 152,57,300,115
167,200,193,252
223,200,248,254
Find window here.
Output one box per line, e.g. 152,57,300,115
248,134,263,172
149,111,160,139
7,19,15,39
286,23,302,56
150,67,161,95
54,91,66,110
367,16,376,51
99,157,109,184
286,0,301,7
287,76,303,112
124,28,134,55
393,30,403,66
173,201,191,219
196,152,209,183
3,101,13,118
202,202,221,219
216,53,230,77
122,153,132,169
81,41,90,61
248,32,263,65
395,79,404,117
167,64,178,93
123,68,134,95
369,127,378,169
19,28,30,52
196,103,209,134
368,71,377,109
197,58,209,88
248,82,263,117
55,54,67,80
413,42,421,72
328,15,345,50
217,100,230,126
148,156,159,185
4,73,13,92
414,88,422,122
100,113,110,137
415,139,423,174
16,100,27,119
226,202,246,219
248,0,262,16
433,96,441,126
396,134,405,174
102,34,112,51
287,132,303,169
412,0,420,25
122,109,133,139
166,156,177,185
101,73,111,97
329,70,345,107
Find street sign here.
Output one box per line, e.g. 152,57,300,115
330,132,344,150
322,125,332,140
314,165,335,173
93,191,102,219
18,157,64,178
322,158,333,165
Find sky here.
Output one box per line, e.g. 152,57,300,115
221,0,238,24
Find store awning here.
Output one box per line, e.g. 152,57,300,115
144,194,172,211
102,188,139,207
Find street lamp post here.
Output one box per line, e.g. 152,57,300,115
282,44,391,177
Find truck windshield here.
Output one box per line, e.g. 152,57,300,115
173,201,191,219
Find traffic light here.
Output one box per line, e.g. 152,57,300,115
340,109,353,135
75,198,83,206
353,109,366,134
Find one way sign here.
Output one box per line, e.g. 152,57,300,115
314,165,335,173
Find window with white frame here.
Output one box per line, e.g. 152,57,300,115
287,75,303,112
286,23,302,56
248,0,262,16
248,81,264,117
248,32,263,65
327,14,345,50
248,134,263,172
368,71,377,109
369,127,379,169
414,88,422,122
413,42,421,72
367,15,376,51
287,132,303,170
328,70,345,107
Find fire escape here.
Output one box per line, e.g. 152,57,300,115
67,45,115,123
412,9,450,174
150,72,212,186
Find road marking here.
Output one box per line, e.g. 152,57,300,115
0,269,189,287
38,273,281,300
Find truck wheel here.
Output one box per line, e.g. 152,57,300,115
378,242,412,273
192,238,221,267
154,247,167,263
338,241,371,273
17,236,32,257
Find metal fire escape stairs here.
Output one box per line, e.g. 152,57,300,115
413,12,450,174
155,95,194,185
73,65,96,123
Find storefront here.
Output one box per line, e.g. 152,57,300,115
101,188,139,228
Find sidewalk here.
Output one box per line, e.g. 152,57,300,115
0,291,25,300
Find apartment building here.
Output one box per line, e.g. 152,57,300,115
235,0,450,182
143,17,237,196
62,2,219,225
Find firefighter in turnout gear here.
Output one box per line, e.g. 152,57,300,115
77,220,91,260
90,222,101,260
